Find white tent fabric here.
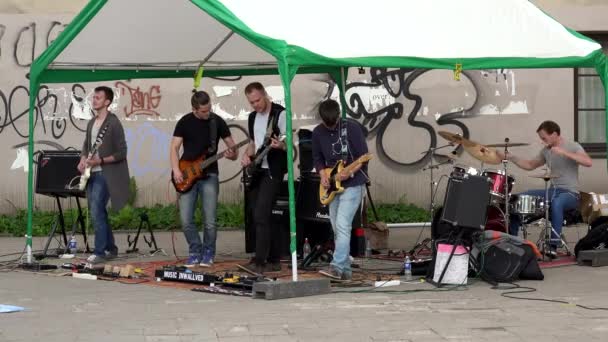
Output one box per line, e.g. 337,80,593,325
51,0,601,70
220,0,600,59
52,0,276,69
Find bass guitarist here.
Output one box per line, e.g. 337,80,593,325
240,82,287,274
312,99,369,281
171,91,238,267
77,86,130,264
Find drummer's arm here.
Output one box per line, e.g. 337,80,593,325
509,154,544,171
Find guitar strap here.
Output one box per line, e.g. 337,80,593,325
339,118,348,162
208,113,217,155
89,121,110,156
256,110,276,155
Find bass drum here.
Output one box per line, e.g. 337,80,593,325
431,205,507,240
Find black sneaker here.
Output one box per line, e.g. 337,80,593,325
264,262,281,273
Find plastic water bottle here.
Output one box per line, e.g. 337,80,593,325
303,238,311,260
365,238,372,258
68,236,77,255
402,256,412,281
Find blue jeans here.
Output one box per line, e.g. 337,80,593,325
87,172,117,257
178,174,219,257
329,185,363,275
509,187,580,247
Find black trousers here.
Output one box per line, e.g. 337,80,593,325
247,172,282,265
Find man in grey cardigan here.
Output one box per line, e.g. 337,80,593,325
78,86,130,264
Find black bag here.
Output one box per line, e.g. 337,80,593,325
575,222,608,257
472,241,543,283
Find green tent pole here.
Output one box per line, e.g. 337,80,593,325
25,79,39,264
331,67,349,119
279,62,299,281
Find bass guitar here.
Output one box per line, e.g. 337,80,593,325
172,139,249,193
319,153,373,205
242,134,286,188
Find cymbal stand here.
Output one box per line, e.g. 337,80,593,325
501,138,510,232
421,144,454,220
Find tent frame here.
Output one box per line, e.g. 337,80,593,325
27,0,608,281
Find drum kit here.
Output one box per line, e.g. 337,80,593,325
427,131,562,255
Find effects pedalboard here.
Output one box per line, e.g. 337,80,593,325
154,265,264,293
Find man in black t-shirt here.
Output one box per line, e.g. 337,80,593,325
171,91,238,267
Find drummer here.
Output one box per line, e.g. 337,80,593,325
496,121,592,257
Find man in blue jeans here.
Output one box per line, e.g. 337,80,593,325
171,91,238,267
497,120,592,258
312,100,369,280
78,86,130,264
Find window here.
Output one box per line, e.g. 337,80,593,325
574,33,608,157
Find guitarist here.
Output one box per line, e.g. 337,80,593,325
170,91,238,267
77,86,130,264
240,82,287,274
312,99,369,281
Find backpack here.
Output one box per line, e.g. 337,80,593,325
574,222,608,257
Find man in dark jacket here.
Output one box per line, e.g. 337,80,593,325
241,82,287,274
78,86,130,264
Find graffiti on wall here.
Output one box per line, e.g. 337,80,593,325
342,67,528,169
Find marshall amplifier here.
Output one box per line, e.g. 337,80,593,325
35,150,84,197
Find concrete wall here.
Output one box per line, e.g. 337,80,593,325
0,1,607,214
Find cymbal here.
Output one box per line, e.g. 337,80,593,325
529,173,561,180
463,144,501,165
437,131,476,147
485,142,530,148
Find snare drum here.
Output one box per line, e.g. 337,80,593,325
482,169,514,200
451,164,480,178
511,194,545,216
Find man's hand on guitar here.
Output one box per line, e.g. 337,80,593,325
172,168,184,184
337,171,351,181
241,154,252,167
320,173,330,189
270,136,285,150
77,160,86,174
224,147,238,161
86,156,102,168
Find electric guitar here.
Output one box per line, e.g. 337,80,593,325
319,153,373,205
242,134,287,188
78,123,110,191
172,139,250,193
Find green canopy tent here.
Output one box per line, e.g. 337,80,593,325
27,0,608,278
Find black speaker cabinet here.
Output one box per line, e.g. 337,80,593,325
35,150,84,197
244,176,364,257
298,128,313,174
441,174,491,230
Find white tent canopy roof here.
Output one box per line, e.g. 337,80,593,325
50,0,602,71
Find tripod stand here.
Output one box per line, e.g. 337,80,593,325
421,143,456,221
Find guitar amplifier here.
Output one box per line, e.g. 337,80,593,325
441,174,491,230
35,150,84,197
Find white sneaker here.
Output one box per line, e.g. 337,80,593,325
86,254,106,264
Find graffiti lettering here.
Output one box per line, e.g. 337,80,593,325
14,22,36,67
345,68,480,168
115,81,162,117
0,24,6,58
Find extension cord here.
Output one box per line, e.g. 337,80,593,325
72,272,97,280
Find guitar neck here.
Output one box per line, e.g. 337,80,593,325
201,139,249,168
